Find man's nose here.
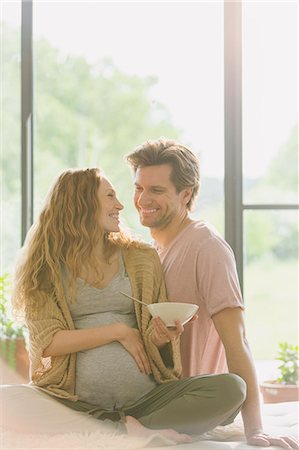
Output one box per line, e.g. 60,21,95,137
136,190,152,205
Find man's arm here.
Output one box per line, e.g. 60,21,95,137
212,307,299,449
212,307,263,437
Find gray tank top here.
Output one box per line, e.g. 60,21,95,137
68,252,156,410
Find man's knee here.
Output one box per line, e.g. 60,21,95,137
220,373,247,407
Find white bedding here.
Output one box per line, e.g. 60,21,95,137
151,402,299,450
0,384,298,450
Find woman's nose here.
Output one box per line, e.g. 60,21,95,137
116,199,124,210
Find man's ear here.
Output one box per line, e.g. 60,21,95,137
181,188,193,206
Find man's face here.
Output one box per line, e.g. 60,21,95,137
134,164,189,229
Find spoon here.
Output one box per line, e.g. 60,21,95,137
120,291,149,307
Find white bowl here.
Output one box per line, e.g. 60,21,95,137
147,302,199,327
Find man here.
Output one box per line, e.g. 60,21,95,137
126,138,298,449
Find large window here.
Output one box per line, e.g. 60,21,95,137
1,1,298,363
242,2,298,359
33,2,225,240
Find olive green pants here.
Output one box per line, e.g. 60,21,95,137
58,373,246,436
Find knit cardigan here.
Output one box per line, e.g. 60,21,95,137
26,245,182,401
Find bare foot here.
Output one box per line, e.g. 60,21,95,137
125,415,192,443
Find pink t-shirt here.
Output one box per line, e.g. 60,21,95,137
157,221,244,378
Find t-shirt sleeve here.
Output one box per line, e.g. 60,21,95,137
196,236,244,316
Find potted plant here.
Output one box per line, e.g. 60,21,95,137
0,273,29,381
260,341,299,403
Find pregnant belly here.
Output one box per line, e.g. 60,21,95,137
75,341,156,410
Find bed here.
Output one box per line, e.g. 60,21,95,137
0,383,298,450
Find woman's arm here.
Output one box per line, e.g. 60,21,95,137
43,323,152,374
43,323,123,356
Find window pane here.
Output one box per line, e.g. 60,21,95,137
1,3,21,273
242,3,298,205
33,2,224,238
244,210,298,359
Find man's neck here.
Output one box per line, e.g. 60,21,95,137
151,215,193,248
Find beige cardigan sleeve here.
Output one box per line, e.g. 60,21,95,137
25,290,77,399
122,246,182,383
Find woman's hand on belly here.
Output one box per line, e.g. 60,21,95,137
117,324,152,375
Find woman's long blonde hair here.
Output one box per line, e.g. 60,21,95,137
12,168,133,316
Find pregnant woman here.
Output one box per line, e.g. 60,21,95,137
7,167,246,442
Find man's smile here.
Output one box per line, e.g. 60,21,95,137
138,207,160,215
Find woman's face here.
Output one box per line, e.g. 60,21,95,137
97,176,124,232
